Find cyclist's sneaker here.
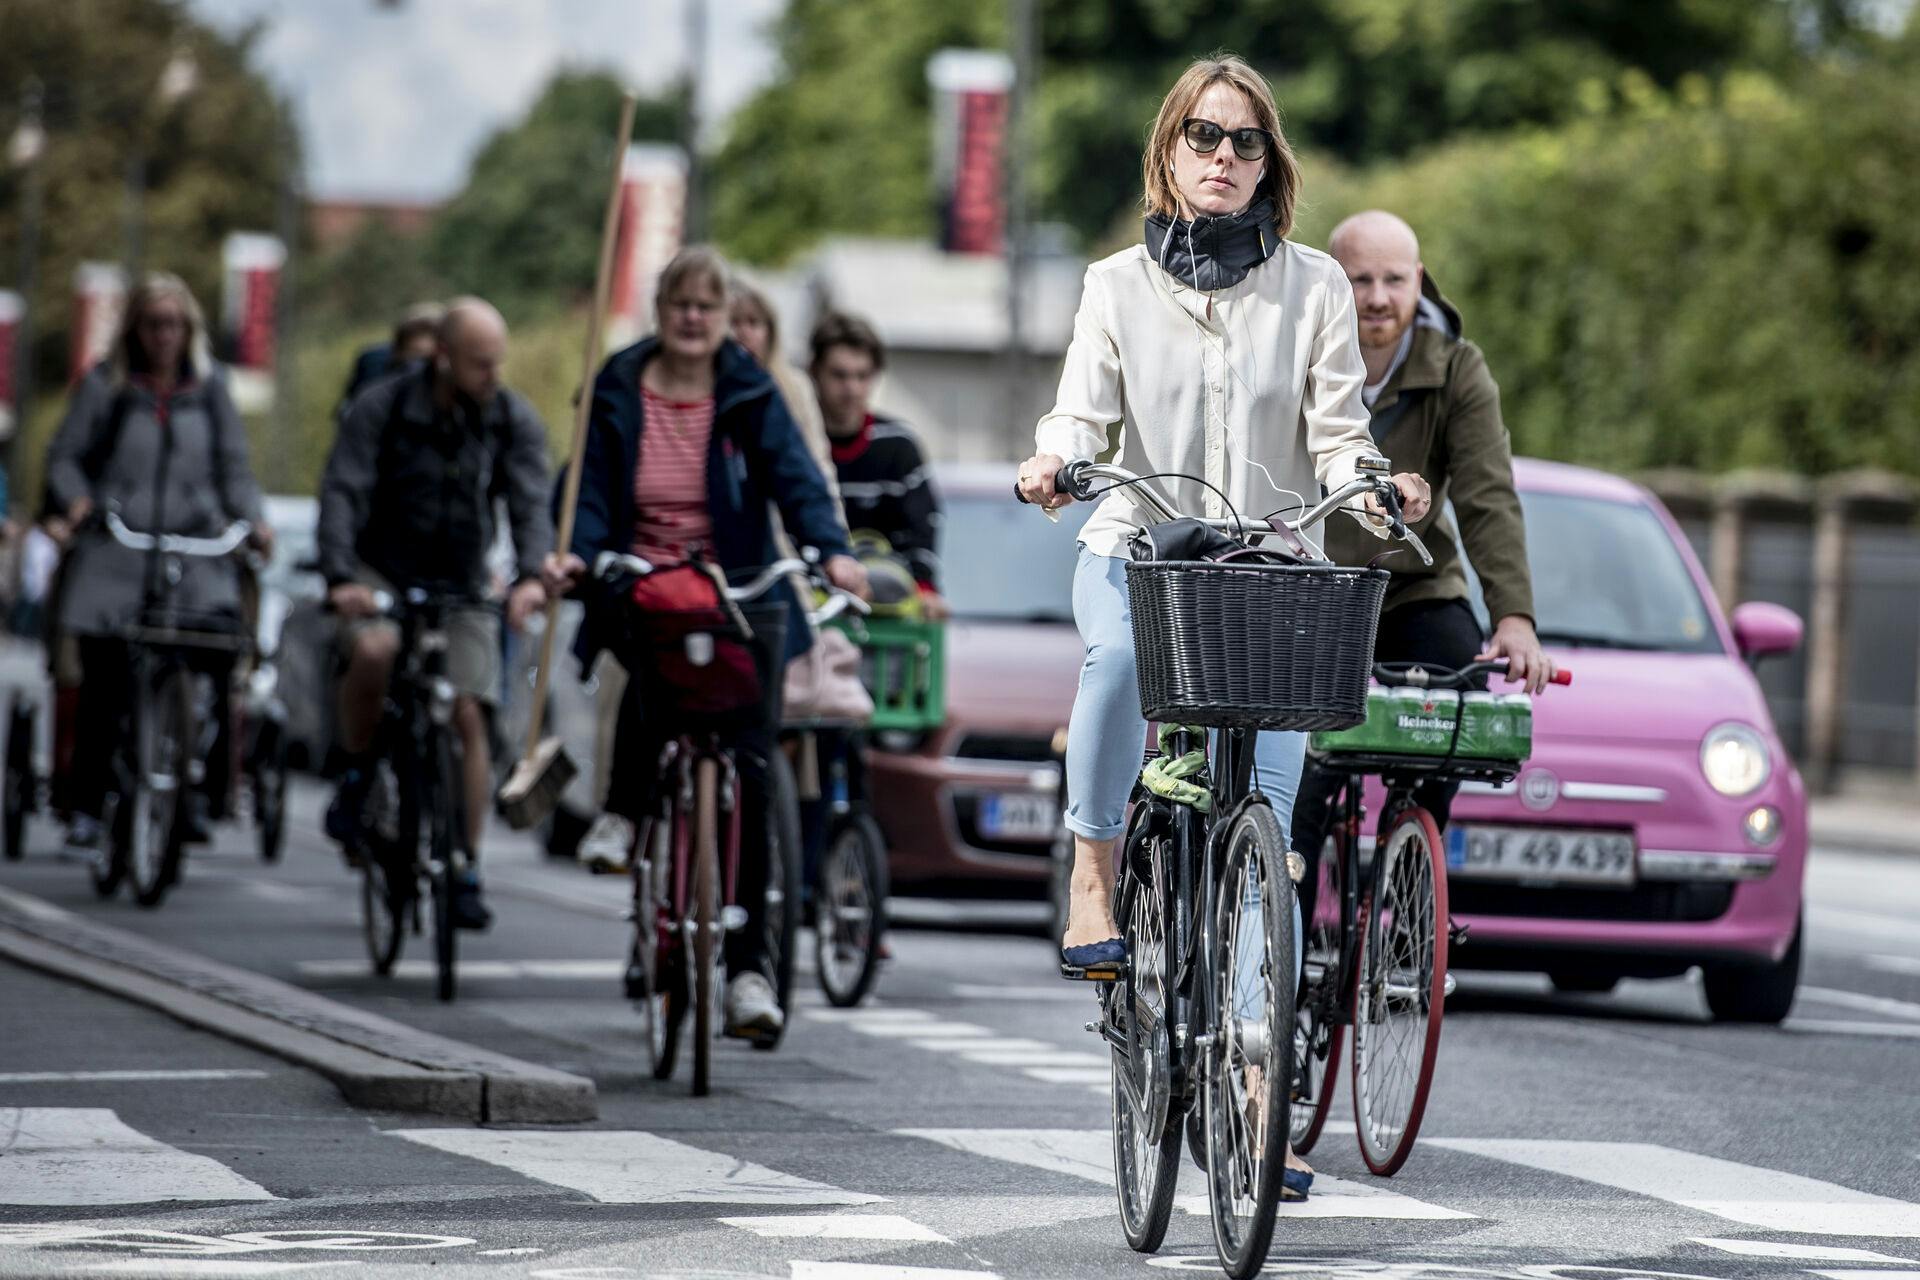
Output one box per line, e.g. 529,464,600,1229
578,812,636,870
450,871,493,931
724,972,784,1039
325,767,371,847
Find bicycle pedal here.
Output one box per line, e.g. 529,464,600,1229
1442,972,1457,998
1060,962,1126,982
1449,920,1471,946
586,855,631,876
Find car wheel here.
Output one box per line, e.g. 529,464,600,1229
1702,914,1801,1025
1549,970,1619,995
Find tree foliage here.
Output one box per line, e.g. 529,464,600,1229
1293,37,1920,477
425,71,682,311
710,0,1868,264
0,0,296,383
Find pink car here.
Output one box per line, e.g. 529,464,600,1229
1420,458,1807,1022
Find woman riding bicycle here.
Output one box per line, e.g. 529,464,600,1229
42,272,271,861
544,245,867,1041
1014,55,1431,1184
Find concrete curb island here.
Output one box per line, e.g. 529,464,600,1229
0,885,596,1123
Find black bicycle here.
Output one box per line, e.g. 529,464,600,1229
349,589,476,1003
1023,457,1430,1278
90,513,253,907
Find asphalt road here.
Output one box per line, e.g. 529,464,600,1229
2,776,1918,1280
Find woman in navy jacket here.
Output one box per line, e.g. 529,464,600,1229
546,246,864,1040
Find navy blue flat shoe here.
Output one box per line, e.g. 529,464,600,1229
1282,1167,1314,1202
1060,937,1128,981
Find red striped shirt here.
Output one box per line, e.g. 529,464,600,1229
632,387,715,562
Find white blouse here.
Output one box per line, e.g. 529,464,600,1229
1036,239,1383,559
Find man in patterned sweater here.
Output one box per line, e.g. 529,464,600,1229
807,311,948,618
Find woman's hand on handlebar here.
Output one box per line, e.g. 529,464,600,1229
1016,453,1072,509
824,554,871,602
1363,472,1431,527
541,551,588,600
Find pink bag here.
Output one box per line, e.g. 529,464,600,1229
782,626,874,725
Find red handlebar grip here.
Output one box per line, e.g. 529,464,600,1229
1551,668,1574,686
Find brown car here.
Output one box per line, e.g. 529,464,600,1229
866,464,1092,905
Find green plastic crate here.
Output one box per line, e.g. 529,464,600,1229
1310,686,1533,763
832,614,947,733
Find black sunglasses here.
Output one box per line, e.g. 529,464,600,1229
1181,117,1273,162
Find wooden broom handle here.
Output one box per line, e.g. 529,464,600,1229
521,92,638,766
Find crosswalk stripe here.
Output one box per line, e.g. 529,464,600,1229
1432,1139,1920,1236
1693,1238,1915,1262
790,1264,999,1279
721,1214,950,1242
0,1109,277,1205
1786,1019,1920,1039
296,959,623,981
391,1129,882,1206
895,1128,1470,1221
0,1070,270,1083
958,1049,1106,1068
1021,1067,1110,1085
1800,985,1920,1022
851,1021,993,1039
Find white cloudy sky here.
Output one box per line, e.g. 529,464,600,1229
187,0,785,201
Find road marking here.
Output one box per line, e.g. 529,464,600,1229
803,1008,940,1023
1799,986,1920,1022
1693,1238,1913,1262
79,1264,342,1276
295,959,622,981
391,1129,881,1206
478,1249,544,1256
951,983,1098,1003
958,1049,1107,1068
0,1070,271,1084
908,1037,1027,1052
0,1109,277,1205
1868,954,1920,977
721,1214,949,1242
1432,1139,1920,1236
850,1021,993,1039
1810,1273,1920,1280
790,1264,998,1280
1021,1067,1111,1085
896,1129,1469,1221
1785,1019,1920,1039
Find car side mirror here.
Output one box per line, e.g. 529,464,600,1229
1730,601,1803,662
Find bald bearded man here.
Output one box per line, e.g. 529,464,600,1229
317,297,555,930
1291,212,1551,876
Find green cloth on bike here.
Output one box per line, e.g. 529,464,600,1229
1141,723,1212,813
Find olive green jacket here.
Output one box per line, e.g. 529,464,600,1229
1321,273,1534,624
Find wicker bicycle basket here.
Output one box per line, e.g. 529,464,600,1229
1125,559,1389,731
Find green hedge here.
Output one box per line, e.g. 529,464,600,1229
1292,51,1920,477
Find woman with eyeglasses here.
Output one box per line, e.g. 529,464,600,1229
42,272,272,862
1014,54,1432,1196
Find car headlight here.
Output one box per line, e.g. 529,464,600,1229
1701,723,1770,797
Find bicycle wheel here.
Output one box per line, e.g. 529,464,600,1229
429,733,463,1004
1352,805,1448,1176
815,811,888,1008
4,697,34,862
253,720,287,864
630,812,682,1080
1109,808,1180,1253
362,845,406,975
1291,824,1348,1155
756,749,802,1048
1203,802,1296,1280
690,756,719,1097
126,667,192,908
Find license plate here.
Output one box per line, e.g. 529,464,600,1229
978,791,1058,840
1445,825,1636,886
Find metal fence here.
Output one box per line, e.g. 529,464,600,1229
1645,469,1919,792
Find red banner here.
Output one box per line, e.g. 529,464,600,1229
928,50,1013,257
608,145,688,343
69,263,126,382
221,234,285,371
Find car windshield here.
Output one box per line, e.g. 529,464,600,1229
1470,491,1722,654
941,491,1092,624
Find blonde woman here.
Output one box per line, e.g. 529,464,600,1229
1015,55,1431,1195
43,272,271,857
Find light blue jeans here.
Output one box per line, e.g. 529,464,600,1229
1064,547,1307,842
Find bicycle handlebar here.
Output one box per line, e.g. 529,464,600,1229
1374,658,1574,689
106,512,251,558
593,551,871,619
1018,459,1433,566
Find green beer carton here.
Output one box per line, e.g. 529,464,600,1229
1310,686,1532,763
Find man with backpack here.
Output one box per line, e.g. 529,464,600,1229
317,297,553,929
